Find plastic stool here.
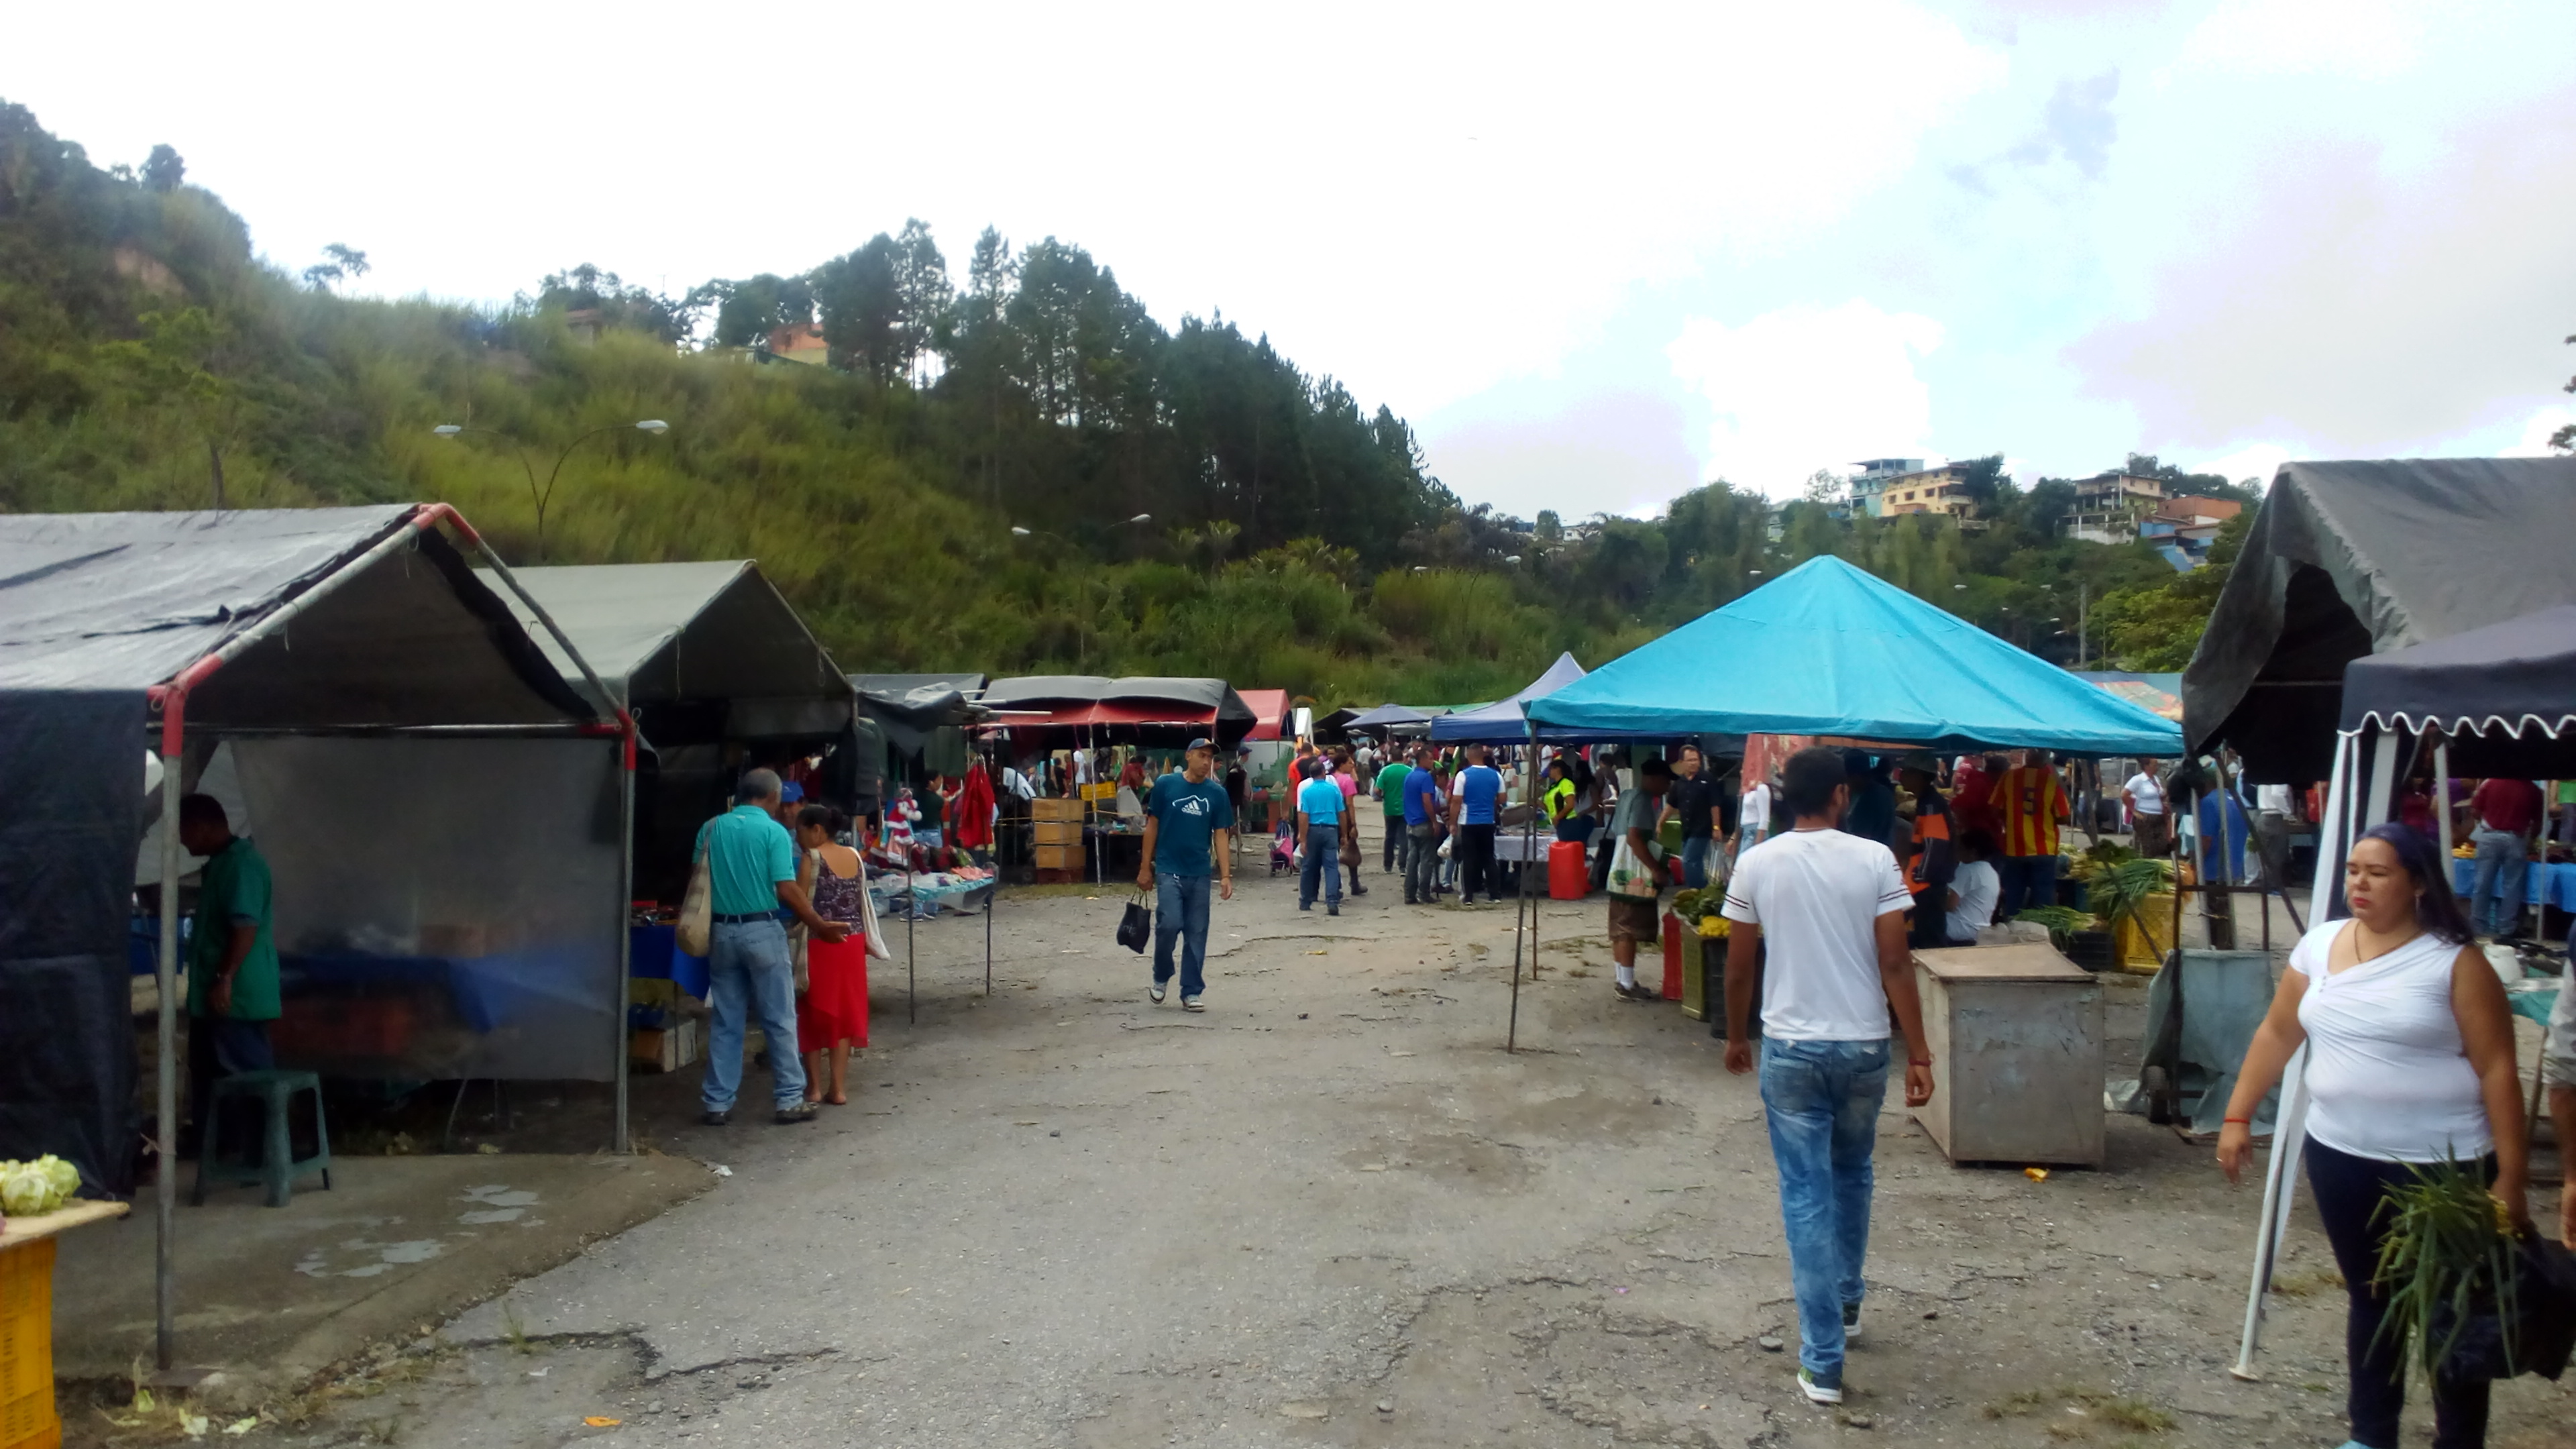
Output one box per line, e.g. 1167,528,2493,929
192,1069,331,1208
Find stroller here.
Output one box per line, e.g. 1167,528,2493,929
1269,817,1297,875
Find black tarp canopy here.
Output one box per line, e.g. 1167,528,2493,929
981,676,1258,747
0,506,619,1373
2341,604,2576,777
2181,457,2576,782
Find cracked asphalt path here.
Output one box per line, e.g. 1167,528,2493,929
199,865,2571,1448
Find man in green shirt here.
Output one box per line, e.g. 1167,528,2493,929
178,794,280,1157
1376,752,1412,874
694,768,848,1126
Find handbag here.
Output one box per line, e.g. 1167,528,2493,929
1340,821,1361,865
676,839,713,957
1116,890,1152,953
1607,830,1667,900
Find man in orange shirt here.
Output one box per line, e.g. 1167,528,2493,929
1988,749,2070,920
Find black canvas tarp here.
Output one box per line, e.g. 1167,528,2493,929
0,691,146,1195
2340,604,2576,777
0,506,616,1195
981,675,1258,746
2181,458,2576,782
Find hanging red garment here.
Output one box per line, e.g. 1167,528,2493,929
954,762,997,850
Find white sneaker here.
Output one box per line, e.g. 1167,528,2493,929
1796,1366,1843,1405
1842,1301,1862,1342
1182,996,1205,1012
1149,983,1166,1004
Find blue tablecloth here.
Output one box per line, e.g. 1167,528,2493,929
2449,858,2576,912
629,923,709,999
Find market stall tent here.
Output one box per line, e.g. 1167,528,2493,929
981,676,1258,747
1529,557,2182,756
497,561,853,900
1236,688,1291,742
2180,456,2576,782
0,503,623,1369
852,672,988,803
1431,653,1596,743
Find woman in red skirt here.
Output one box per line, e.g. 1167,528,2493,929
793,805,869,1104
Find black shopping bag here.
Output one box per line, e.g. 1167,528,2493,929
1116,892,1152,953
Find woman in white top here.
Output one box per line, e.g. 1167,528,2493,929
2120,758,2170,857
2216,822,2527,1449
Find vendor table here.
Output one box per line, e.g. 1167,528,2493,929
2449,858,2576,912
629,922,709,999
3,1199,128,1449
871,873,996,920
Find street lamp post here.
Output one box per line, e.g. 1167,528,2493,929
431,419,670,561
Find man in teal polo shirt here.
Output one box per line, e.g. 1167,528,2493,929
178,794,279,1157
696,768,849,1126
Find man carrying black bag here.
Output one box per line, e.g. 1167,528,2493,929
1136,737,1234,1012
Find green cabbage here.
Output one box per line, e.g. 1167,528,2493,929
0,1155,79,1215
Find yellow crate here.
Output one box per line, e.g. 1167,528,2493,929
2114,893,2176,973
1,1238,57,1449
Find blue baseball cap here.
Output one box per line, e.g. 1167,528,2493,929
780,781,806,803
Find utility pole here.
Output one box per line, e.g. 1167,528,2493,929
2078,582,2089,668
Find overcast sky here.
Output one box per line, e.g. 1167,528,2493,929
13,0,2572,516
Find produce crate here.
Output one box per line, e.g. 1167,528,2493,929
2114,893,2175,973
1,1238,54,1449
1033,820,1082,846
1032,797,1083,822
1034,843,1085,871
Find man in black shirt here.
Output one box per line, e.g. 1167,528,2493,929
1660,744,1725,890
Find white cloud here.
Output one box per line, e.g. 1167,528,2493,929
2178,0,2431,78
1666,301,1945,498
2502,405,2575,458
2182,442,2296,487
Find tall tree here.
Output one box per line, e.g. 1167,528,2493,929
812,235,903,382
140,143,184,193
892,218,951,386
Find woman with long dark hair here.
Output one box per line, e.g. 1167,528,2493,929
2216,822,2528,1449
793,805,869,1106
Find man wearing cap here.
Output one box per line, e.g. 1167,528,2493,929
1138,737,1235,1010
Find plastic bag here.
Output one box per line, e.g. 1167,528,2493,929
676,841,713,957
1116,892,1152,953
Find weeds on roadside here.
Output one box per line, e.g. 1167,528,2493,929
1986,1385,2174,1437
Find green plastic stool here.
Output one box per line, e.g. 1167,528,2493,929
193,1069,331,1208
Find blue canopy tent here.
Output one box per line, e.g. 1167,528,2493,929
1430,653,1601,744
1527,557,2182,757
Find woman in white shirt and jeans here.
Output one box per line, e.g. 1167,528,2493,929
2216,822,2528,1449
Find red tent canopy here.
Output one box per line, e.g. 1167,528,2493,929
1000,700,1226,731
1236,688,1290,741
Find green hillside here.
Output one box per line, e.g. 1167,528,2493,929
0,101,2241,703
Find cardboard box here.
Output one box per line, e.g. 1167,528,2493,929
1034,843,1085,870
630,1017,701,1073
1032,797,1084,822
1033,820,1083,845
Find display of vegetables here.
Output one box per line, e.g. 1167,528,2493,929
0,1154,82,1216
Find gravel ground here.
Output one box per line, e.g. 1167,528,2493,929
107,861,2572,1449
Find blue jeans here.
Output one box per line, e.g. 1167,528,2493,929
1300,823,1342,908
1995,853,2059,920
703,918,807,1112
1153,872,1212,998
2469,828,2528,937
1680,835,1713,890
1759,1037,1891,1383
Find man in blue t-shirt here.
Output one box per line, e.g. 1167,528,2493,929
1448,743,1506,905
1295,754,1348,914
1137,737,1235,1010
1401,743,1444,905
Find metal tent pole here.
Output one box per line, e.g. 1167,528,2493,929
907,852,917,1026
2233,729,2356,1379
152,697,183,1372
612,728,635,1153
2432,740,2452,851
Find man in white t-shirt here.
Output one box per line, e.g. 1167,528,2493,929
1720,746,1935,1409
2121,758,2170,857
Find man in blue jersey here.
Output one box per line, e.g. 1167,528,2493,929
1137,737,1234,1010
1448,744,1505,905
1401,743,1444,905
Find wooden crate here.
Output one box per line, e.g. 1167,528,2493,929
1034,843,1085,871
1911,944,2105,1167
1032,797,1083,822
1034,866,1085,884
1033,820,1083,846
